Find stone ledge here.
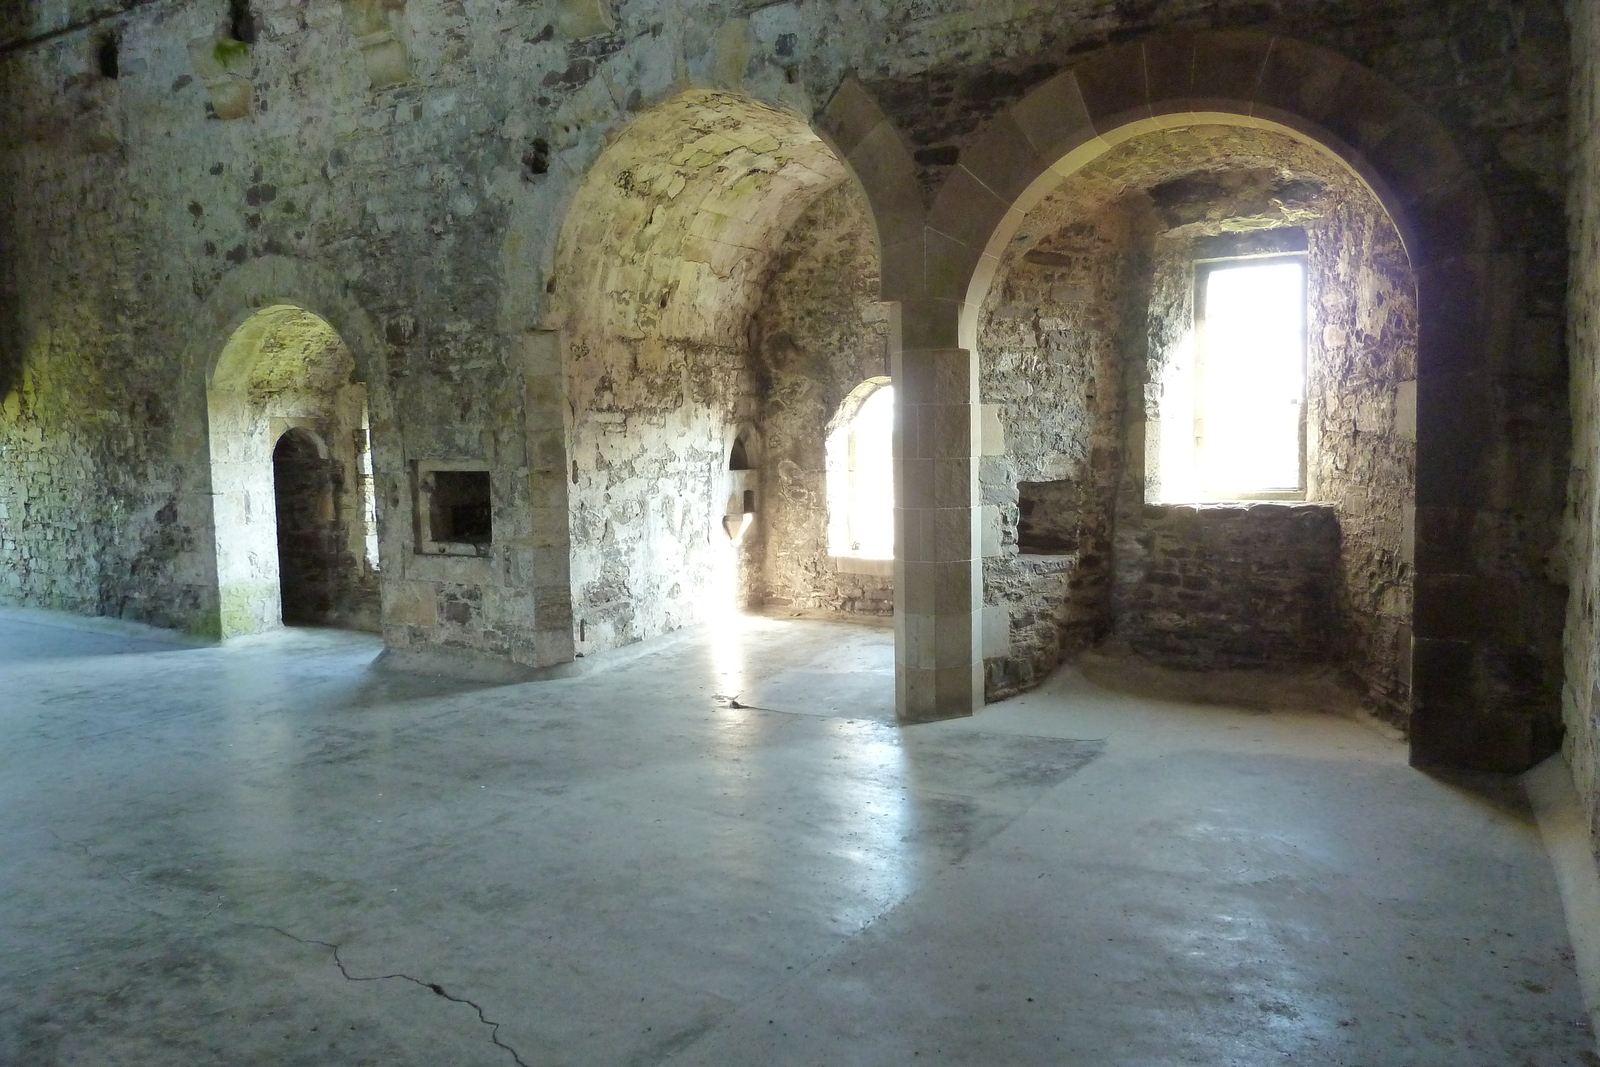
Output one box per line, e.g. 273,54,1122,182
831,555,893,577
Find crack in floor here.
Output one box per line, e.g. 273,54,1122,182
49,832,533,1065
46,827,97,860
265,926,532,1067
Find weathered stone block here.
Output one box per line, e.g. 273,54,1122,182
186,37,252,120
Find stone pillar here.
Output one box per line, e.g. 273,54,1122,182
523,330,577,668
814,77,987,724
893,332,984,723
1407,251,1564,772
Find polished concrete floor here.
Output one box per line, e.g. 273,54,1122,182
1,605,1594,1066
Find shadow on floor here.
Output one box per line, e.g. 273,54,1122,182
1418,764,1539,825
0,610,203,663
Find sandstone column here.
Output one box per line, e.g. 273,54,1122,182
893,311,984,723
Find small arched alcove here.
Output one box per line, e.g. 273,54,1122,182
208,305,380,635
725,426,761,529
724,426,762,607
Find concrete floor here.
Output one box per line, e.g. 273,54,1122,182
1,606,1594,1066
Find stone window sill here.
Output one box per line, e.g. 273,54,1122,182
831,556,893,577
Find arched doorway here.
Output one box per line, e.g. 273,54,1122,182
272,427,337,626
208,305,380,636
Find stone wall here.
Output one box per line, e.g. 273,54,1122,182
1128,130,1416,715
0,0,546,663
1114,503,1340,668
1304,183,1418,721
1565,0,1600,837
751,182,893,616
0,43,203,628
978,196,1137,695
550,92,846,654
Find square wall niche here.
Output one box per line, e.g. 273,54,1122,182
1017,479,1081,554
415,461,493,557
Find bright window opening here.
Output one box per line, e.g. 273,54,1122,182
827,380,895,560
1158,256,1306,501
356,408,380,572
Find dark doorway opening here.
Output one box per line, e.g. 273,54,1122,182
273,429,336,626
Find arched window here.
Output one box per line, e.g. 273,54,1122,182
826,378,895,560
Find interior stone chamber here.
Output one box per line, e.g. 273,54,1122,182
0,7,1578,781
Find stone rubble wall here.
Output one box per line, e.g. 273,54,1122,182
978,196,1133,697
1124,136,1416,706
751,183,893,616
1565,0,1600,838
550,92,846,654
1304,188,1418,722
1114,503,1341,668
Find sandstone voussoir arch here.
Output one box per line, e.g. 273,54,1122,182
891,30,1525,768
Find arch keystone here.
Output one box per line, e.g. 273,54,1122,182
1142,32,1200,104
956,113,1053,209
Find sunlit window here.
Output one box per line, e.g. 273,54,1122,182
357,408,380,572
1158,256,1306,501
826,379,895,560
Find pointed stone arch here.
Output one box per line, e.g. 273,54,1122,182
921,32,1492,342
815,76,924,272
